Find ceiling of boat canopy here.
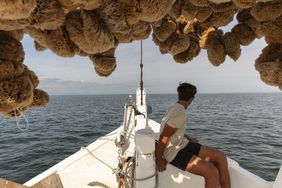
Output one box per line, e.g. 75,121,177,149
0,0,281,117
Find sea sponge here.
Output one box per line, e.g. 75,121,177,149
30,89,50,108
236,8,252,23
255,44,282,87
196,7,213,23
132,21,152,41
208,1,236,13
183,19,199,34
206,29,226,66
264,17,282,44
97,0,129,35
59,0,102,10
114,21,151,43
173,34,200,63
0,75,34,114
168,33,191,55
139,0,175,22
65,10,115,54
202,9,236,28
232,0,255,8
153,18,176,42
34,41,47,52
255,43,282,63
199,27,216,49
181,0,198,20
45,26,78,57
231,23,256,46
0,34,25,67
89,48,117,77
255,60,282,86
189,0,209,7
23,65,39,88
0,30,24,42
24,27,48,48
250,0,282,22
0,18,30,31
169,0,183,19
223,32,241,61
28,0,65,30
0,0,37,20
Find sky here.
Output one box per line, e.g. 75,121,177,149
22,30,280,95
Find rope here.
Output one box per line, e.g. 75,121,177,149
14,109,30,131
140,40,144,106
82,147,115,171
88,181,111,188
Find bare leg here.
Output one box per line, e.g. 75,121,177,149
186,156,221,188
198,146,231,188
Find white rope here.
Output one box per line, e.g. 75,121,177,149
14,109,30,131
81,146,115,171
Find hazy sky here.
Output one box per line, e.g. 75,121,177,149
22,31,280,95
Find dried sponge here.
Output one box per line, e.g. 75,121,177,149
199,27,216,49
223,32,241,61
97,0,129,34
173,34,200,63
29,0,65,30
232,0,255,8
255,44,282,87
65,10,115,54
189,0,209,7
45,27,78,57
0,33,24,62
0,0,37,20
0,76,34,114
169,33,191,55
139,0,175,22
89,48,117,77
30,89,50,108
206,29,226,66
59,0,102,10
208,1,236,13
250,0,282,22
231,23,256,46
153,18,176,42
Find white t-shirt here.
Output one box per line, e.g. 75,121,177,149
159,103,189,162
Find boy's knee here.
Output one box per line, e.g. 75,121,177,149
204,164,219,179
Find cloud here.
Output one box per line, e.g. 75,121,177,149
39,78,137,95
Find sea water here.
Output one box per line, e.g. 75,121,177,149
0,93,281,183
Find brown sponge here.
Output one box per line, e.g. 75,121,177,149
139,0,175,22
231,23,256,46
45,27,78,57
29,0,65,30
232,0,255,8
189,0,209,7
0,0,37,20
59,0,102,10
65,10,115,54
208,1,236,13
30,89,50,108
206,29,226,66
0,76,34,114
89,48,117,77
223,32,241,61
168,33,191,55
250,0,282,22
153,18,176,42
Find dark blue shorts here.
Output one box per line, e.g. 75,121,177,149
170,142,202,171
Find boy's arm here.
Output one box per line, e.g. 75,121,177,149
156,124,178,172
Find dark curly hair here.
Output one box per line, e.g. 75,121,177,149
177,82,197,101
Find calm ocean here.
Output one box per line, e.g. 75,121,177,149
0,93,281,184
